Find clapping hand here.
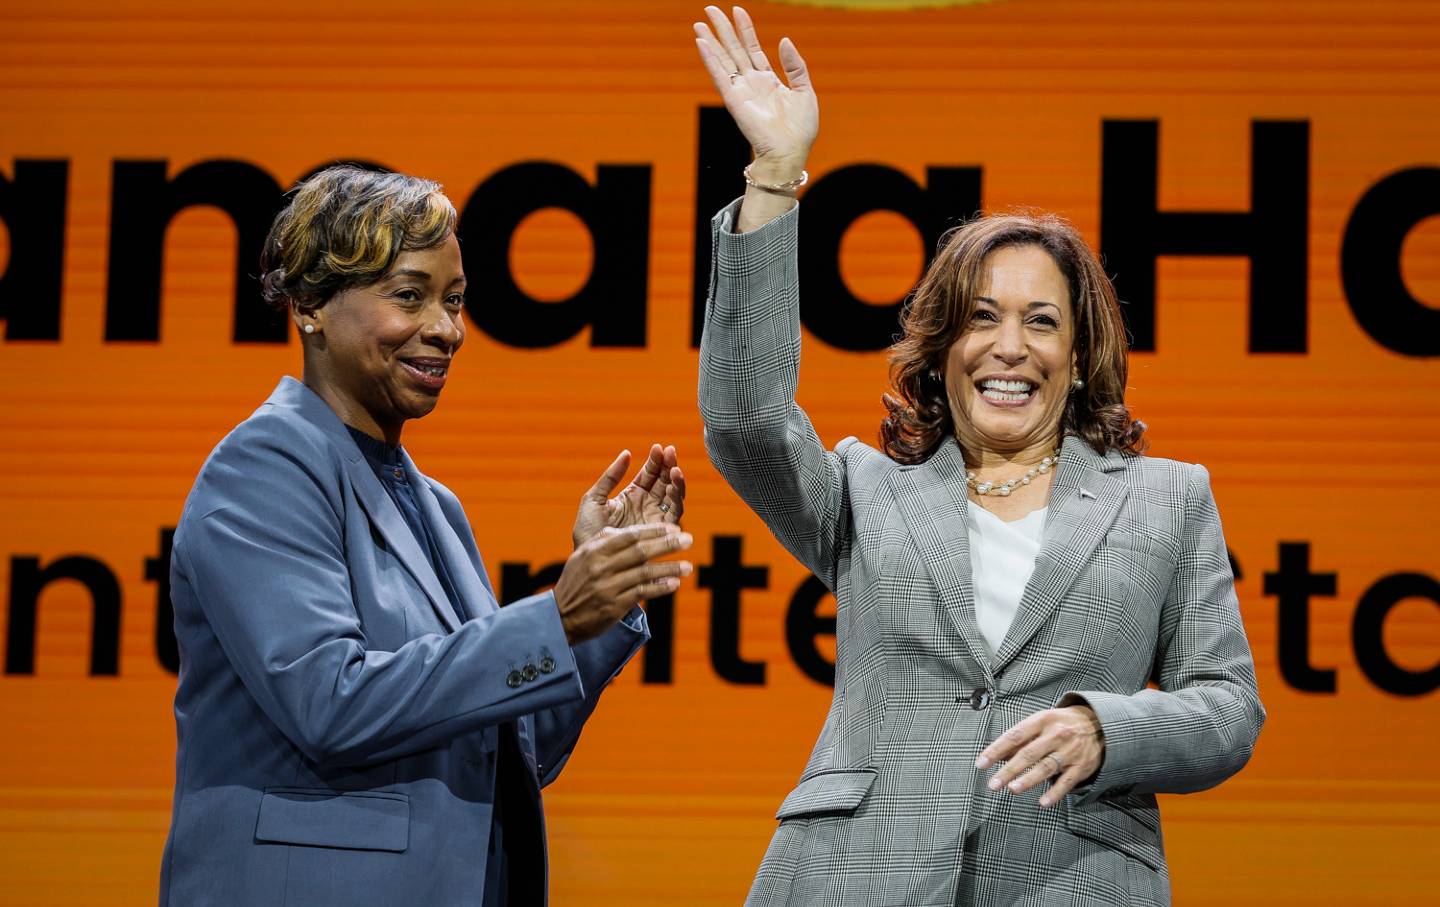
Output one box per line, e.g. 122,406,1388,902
572,445,686,548
555,523,693,645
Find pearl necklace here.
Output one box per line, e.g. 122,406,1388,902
966,448,1061,497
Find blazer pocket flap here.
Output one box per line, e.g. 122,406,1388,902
1063,799,1164,874
255,788,409,853
775,769,877,820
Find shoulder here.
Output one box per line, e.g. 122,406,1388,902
183,403,346,523
1111,451,1207,490
835,436,910,492
211,404,341,475
1109,452,1218,524
836,436,891,470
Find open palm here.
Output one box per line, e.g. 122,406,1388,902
572,445,686,548
694,6,818,163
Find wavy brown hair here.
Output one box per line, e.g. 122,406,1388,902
880,212,1146,464
260,165,457,313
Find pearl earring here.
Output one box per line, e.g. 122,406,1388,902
1072,377,1084,390
304,324,316,334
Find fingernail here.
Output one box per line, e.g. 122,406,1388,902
665,577,680,590
679,562,693,576
677,532,694,547
975,756,990,769
1008,780,1022,792
1039,797,1052,808
987,777,1002,791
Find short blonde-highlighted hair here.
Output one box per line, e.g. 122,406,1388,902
881,211,1146,463
260,165,457,312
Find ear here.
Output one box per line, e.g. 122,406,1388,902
290,301,320,336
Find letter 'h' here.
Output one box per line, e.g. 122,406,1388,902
1100,119,1310,353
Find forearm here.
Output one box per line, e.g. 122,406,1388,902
1059,680,1263,802
698,198,847,583
182,514,584,767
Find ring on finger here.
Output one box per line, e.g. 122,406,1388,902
658,502,670,513
1043,753,1064,774
729,70,743,82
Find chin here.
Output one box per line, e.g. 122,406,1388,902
396,394,442,422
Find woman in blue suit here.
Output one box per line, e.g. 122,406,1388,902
159,165,692,906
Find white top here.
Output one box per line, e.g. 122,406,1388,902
966,504,1048,655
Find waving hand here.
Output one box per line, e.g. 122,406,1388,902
693,6,818,170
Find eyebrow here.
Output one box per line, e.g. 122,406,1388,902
974,296,1063,312
386,268,466,288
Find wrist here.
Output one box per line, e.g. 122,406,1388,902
744,162,807,198
749,153,808,184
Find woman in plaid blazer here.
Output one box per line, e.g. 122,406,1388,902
693,8,1264,905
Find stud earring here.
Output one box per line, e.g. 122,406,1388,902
1072,377,1084,390
304,324,316,334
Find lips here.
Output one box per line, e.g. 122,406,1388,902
399,357,450,391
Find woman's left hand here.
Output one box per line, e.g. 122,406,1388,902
572,445,686,548
975,705,1106,808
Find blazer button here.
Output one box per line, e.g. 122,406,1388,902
506,670,523,688
522,663,539,682
969,687,992,711
538,656,556,674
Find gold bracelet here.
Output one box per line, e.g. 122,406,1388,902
743,162,808,196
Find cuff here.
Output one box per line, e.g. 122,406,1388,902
619,604,650,636
1056,690,1143,805
506,591,585,702
707,197,800,319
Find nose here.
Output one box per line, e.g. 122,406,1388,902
990,314,1027,365
422,303,464,353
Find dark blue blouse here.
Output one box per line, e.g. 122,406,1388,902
345,426,466,621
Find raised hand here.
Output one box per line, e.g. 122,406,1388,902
693,5,818,168
573,445,686,549
554,523,694,645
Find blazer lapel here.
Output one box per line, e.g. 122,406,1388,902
343,455,463,633
402,452,499,620
264,376,464,632
890,438,994,672
991,437,1128,673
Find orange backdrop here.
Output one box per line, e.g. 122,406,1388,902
2,0,1439,904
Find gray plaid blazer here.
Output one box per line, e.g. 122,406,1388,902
698,200,1264,907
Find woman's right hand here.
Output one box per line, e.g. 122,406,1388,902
553,523,693,645
693,5,818,175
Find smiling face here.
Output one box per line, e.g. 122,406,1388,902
296,234,467,443
944,244,1076,464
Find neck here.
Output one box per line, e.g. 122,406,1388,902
958,433,1062,474
302,365,402,447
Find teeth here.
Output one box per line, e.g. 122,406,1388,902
982,389,1030,402
980,378,1034,392
408,362,446,377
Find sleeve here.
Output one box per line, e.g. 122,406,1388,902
530,606,650,787
175,422,587,768
1059,463,1266,804
423,477,650,787
697,197,851,588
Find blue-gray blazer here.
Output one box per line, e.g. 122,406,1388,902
159,376,647,906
